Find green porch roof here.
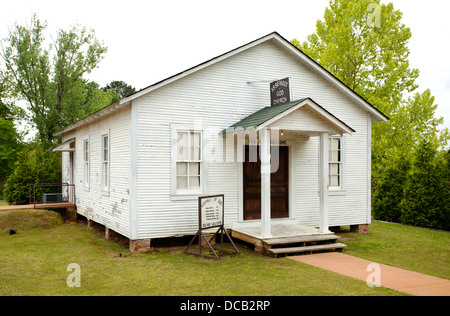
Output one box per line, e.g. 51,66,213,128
222,98,307,133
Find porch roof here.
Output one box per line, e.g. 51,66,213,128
222,97,355,135
48,137,76,153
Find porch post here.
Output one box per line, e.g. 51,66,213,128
260,127,272,238
319,132,330,234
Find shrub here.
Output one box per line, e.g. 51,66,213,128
400,141,450,231
3,142,61,205
372,156,410,223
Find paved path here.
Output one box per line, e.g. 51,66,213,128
290,252,450,296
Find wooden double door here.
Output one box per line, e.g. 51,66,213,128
243,145,289,220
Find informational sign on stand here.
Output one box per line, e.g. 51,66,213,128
185,195,239,259
200,195,223,229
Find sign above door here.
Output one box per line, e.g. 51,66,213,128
270,77,290,106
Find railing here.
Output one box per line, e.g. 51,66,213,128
29,183,76,208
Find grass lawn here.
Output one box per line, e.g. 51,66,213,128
340,221,450,280
0,210,406,296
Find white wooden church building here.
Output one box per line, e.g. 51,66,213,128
52,32,387,253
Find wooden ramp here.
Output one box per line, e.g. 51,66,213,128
0,203,76,211
232,223,346,257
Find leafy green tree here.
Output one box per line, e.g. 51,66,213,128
103,80,136,102
292,0,418,117
3,141,61,205
0,118,22,182
1,14,109,146
0,69,24,182
292,0,449,229
372,154,410,223
291,0,448,163
400,140,450,230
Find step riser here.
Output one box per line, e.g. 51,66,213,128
267,243,347,257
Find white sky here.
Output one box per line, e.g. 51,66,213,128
1,0,449,131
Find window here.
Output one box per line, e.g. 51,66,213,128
329,136,342,189
101,134,109,192
176,131,202,194
83,139,89,189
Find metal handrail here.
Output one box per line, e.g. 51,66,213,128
29,183,76,207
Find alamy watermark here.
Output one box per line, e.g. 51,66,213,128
367,3,381,28
366,262,381,287
66,263,81,288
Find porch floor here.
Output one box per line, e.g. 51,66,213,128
232,223,326,240
231,223,346,257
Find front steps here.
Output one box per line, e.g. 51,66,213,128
232,226,346,257
263,234,347,257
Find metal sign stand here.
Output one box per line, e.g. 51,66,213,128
185,195,239,259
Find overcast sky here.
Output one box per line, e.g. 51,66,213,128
1,0,449,131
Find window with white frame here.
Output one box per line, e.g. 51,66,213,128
329,135,343,189
101,134,109,192
83,139,89,189
176,130,202,194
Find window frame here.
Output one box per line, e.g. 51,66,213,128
328,134,346,194
101,131,110,195
83,137,90,191
170,125,208,200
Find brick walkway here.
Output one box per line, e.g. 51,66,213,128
290,252,450,296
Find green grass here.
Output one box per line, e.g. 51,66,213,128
0,210,404,296
340,221,450,280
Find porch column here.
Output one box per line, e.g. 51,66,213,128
319,132,331,234
260,127,272,238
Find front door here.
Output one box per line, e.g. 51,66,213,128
243,145,289,220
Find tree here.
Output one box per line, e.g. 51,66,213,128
291,0,448,160
292,0,419,117
0,69,23,182
400,140,450,231
0,117,22,182
292,0,449,229
3,141,61,205
103,80,136,102
1,14,109,146
372,154,410,223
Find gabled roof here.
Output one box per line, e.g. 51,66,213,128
53,31,387,137
222,98,355,135
119,31,388,122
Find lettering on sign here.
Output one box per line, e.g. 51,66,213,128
270,77,290,106
200,195,224,229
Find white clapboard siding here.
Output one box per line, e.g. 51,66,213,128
133,39,371,239
62,105,132,238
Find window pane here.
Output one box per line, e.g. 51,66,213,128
330,138,339,151
189,162,200,176
177,132,189,146
103,162,108,188
103,136,109,161
191,146,201,161
329,175,339,187
330,163,339,175
177,146,188,160
191,132,201,147
177,176,187,190
177,162,187,176
189,176,200,189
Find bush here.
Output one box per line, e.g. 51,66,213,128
400,141,450,231
3,142,61,205
372,156,410,223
